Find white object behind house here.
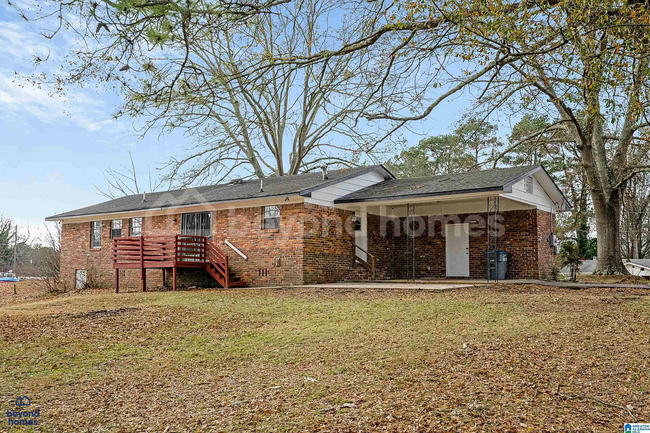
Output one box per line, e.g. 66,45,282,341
561,259,650,277
75,270,87,289
625,260,650,277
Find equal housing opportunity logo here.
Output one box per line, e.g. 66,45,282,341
6,396,40,426
626,424,650,432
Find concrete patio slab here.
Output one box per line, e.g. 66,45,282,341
245,279,650,291
294,279,650,291
297,282,476,291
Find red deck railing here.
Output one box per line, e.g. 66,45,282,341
112,234,230,290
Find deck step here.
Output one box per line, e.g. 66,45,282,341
205,263,245,288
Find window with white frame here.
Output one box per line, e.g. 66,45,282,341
111,220,122,238
91,221,102,249
130,217,142,236
180,212,212,238
262,206,280,230
524,175,534,194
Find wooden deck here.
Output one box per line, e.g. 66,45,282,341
113,235,239,291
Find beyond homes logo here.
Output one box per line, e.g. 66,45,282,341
6,396,40,426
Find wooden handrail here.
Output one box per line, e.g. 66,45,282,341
206,238,229,288
225,239,247,261
353,244,376,280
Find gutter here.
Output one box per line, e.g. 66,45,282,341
334,186,504,204
45,194,303,222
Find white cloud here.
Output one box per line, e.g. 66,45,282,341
0,22,51,63
0,72,125,132
0,17,126,133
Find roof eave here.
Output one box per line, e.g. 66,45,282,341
334,186,505,204
45,193,304,222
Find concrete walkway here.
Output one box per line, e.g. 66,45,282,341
299,281,474,291
298,279,650,291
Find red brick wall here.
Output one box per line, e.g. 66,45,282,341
211,204,305,287
59,205,557,289
60,217,165,291
362,209,556,280
302,204,356,284
60,205,309,290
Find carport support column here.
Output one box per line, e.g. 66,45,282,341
486,196,500,283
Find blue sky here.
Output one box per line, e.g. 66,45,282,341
0,4,469,242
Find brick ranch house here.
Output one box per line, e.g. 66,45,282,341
46,165,571,291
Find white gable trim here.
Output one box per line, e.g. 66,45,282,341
305,170,389,207
502,167,571,212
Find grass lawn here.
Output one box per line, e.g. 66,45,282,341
1,282,649,432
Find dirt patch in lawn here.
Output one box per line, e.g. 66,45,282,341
68,307,143,319
0,285,648,432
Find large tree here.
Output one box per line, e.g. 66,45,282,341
622,170,650,259
20,0,650,273
17,0,396,184
277,0,650,274
498,114,598,260
388,117,497,178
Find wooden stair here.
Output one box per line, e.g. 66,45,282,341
205,238,245,288
205,261,245,288
353,244,376,280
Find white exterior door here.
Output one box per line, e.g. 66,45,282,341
354,211,368,262
445,223,470,277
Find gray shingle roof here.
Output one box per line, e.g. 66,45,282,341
335,165,540,203
46,165,389,220
560,259,598,274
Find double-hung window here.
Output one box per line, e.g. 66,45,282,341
130,218,142,236
111,220,122,238
180,212,212,238
262,206,280,230
91,221,102,249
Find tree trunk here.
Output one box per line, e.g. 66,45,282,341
592,192,628,274
631,232,641,260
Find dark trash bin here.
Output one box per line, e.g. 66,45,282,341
485,250,508,280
